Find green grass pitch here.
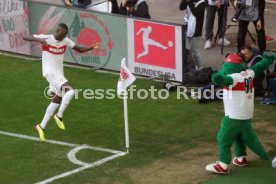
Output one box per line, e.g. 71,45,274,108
0,54,275,184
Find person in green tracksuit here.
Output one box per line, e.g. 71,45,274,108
205,53,275,174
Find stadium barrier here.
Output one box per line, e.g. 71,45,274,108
0,0,184,82
0,0,31,55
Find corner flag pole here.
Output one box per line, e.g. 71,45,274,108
123,92,130,153
117,58,135,153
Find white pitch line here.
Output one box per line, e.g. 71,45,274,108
0,130,77,147
0,130,128,183
82,144,123,154
67,145,92,166
36,152,127,184
0,130,122,153
67,145,126,167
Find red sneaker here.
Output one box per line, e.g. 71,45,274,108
232,157,248,167
206,162,229,174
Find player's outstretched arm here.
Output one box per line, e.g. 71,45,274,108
23,36,47,45
212,71,234,87
250,54,275,77
73,43,100,53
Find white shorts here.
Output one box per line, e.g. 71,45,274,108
45,73,68,97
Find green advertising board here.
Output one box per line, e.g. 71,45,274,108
28,2,127,70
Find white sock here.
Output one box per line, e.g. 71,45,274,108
218,161,228,169
57,89,75,118
40,102,60,129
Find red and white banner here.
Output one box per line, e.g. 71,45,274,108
127,19,183,82
0,0,31,55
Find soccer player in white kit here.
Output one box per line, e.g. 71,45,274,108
23,23,100,141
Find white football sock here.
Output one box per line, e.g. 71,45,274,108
57,89,75,118
40,102,60,129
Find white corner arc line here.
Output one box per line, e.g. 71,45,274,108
0,130,128,184
67,145,91,166
36,152,127,184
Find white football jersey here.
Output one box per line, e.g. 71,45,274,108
223,69,255,120
34,34,75,76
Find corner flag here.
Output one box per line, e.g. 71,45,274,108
117,58,136,153
117,58,136,95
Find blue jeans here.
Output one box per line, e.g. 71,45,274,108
187,36,203,70
205,5,228,40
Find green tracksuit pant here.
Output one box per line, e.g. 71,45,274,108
217,116,269,164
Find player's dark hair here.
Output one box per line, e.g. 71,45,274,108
241,45,253,52
58,23,68,33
